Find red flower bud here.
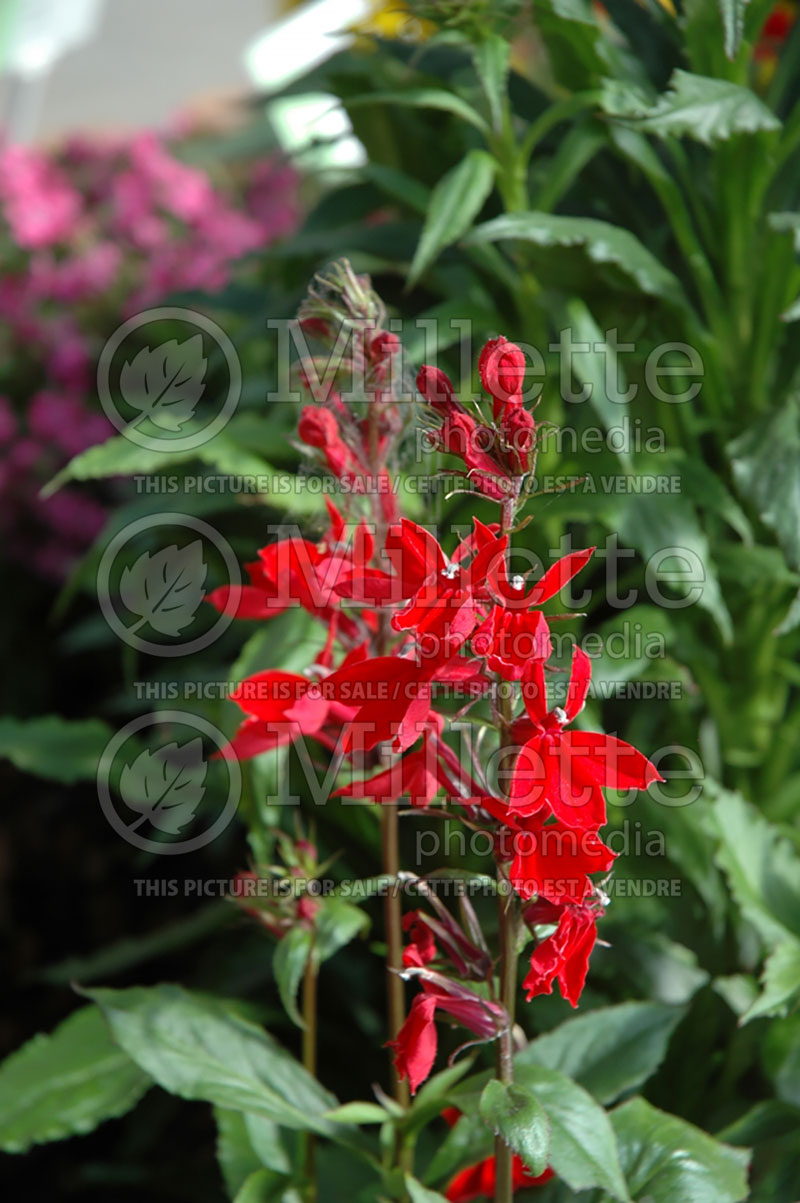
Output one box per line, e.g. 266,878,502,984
479,336,526,418
298,406,352,478
417,365,464,418
502,406,536,473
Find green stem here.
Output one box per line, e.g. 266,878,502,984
494,496,520,1203
302,948,319,1202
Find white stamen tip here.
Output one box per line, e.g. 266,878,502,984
553,706,567,724
511,574,525,591
442,563,459,579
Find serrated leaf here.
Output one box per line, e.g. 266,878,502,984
0,715,112,783
466,211,685,305
408,150,496,287
604,69,780,143
85,985,345,1137
479,1080,550,1178
345,88,490,134
510,1065,630,1200
0,1006,149,1153
119,542,207,636
516,1001,684,1104
728,393,800,571
611,1097,750,1202
120,335,206,432
709,784,800,946
273,927,312,1029
472,33,510,133
120,739,206,835
741,940,800,1023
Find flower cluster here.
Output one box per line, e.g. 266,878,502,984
212,265,662,1195
0,134,299,579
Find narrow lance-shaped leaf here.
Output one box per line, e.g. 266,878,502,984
408,150,496,288
465,211,686,306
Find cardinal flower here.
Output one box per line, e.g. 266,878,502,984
522,896,603,1007
509,647,663,830
389,971,507,1094
484,797,615,902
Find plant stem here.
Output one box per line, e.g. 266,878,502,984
381,803,410,1107
302,948,319,1201
494,496,519,1203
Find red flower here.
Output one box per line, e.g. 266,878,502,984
522,897,601,1006
391,521,508,658
509,648,663,830
332,742,440,806
471,606,551,679
486,799,615,902
487,545,595,610
445,1157,553,1201
389,974,506,1094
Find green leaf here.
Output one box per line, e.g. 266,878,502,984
42,431,323,515
214,1108,290,1198
323,1102,388,1125
232,1168,291,1203
605,490,733,642
424,1110,492,1187
404,1175,450,1203
84,985,343,1137
728,393,800,571
509,1065,629,1200
516,1001,684,1104
273,927,312,1029
472,33,510,133
718,0,750,58
0,1006,149,1153
741,940,800,1023
709,784,800,946
466,211,685,305
315,898,370,962
559,298,633,470
408,150,496,287
604,69,781,143
479,1080,550,1178
611,1097,750,1202
345,89,489,135
0,715,112,784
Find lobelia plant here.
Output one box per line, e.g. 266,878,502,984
203,261,662,1201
